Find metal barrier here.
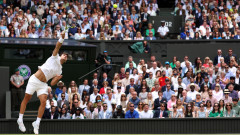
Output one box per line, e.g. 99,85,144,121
0,118,239,134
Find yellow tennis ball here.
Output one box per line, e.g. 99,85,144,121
113,4,118,8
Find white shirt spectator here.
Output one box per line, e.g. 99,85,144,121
187,91,199,100
171,76,179,86
90,93,101,103
212,90,223,102
174,83,186,91
157,26,169,37
149,67,160,78
147,9,156,16
46,99,57,109
199,25,211,36
139,110,153,118
129,74,139,84
152,91,159,100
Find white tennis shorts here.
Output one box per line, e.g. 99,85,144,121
25,75,48,97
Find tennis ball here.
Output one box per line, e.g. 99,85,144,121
113,4,118,9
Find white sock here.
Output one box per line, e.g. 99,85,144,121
18,113,23,121
36,117,41,124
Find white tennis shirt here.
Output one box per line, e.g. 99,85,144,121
38,54,62,81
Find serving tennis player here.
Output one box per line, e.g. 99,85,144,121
17,32,67,134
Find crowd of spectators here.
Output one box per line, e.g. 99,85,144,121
175,0,240,39
0,0,172,40
41,48,240,119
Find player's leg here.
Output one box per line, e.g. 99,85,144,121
17,75,36,133
17,93,32,132
32,94,47,135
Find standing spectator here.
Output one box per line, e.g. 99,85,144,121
125,103,139,118
157,20,169,39
10,68,24,110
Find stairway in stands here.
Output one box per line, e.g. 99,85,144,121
12,111,38,119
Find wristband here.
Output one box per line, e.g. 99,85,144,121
59,38,64,44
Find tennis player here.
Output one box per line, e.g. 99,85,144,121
17,32,67,134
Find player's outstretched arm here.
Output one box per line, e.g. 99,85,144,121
53,32,65,56
50,75,63,86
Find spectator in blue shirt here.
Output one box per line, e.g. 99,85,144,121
55,81,64,99
163,84,175,101
129,91,140,108
125,103,139,118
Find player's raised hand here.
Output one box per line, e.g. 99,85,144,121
56,75,63,80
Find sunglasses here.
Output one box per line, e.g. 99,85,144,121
161,106,165,107
139,104,143,105
187,106,191,107
61,96,65,97
103,106,107,107
173,107,176,108
226,105,231,106
130,106,134,107
74,102,78,103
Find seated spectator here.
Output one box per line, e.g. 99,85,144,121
134,31,144,40
58,107,71,119
98,103,112,119
74,28,85,40
123,33,132,40
43,106,59,119
157,20,169,39
139,104,153,118
153,103,168,118
111,33,122,40
125,103,139,118
57,86,69,101
196,103,207,118
169,104,182,118
232,98,240,116
113,105,125,118
85,104,99,119
145,23,155,37
72,107,84,119
46,94,57,109
224,103,236,117
68,23,77,39
185,103,195,117
129,92,140,108
209,103,223,117
213,32,222,39
57,93,69,109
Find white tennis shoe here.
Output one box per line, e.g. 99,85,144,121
32,121,40,135
17,119,26,133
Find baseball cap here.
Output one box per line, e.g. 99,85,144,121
165,61,170,65
15,68,19,72
117,105,122,110
103,50,108,53
76,107,81,111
